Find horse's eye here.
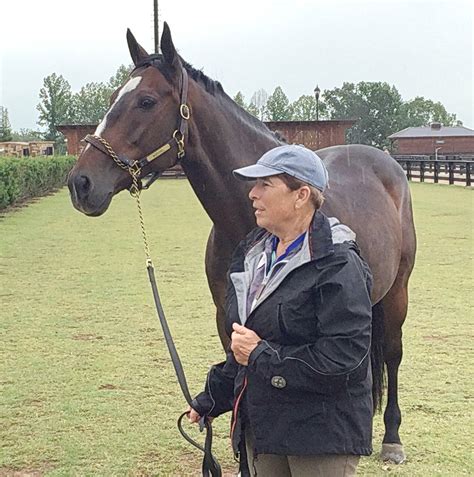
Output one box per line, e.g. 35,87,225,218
139,97,156,110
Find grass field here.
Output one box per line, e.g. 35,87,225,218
1,181,472,476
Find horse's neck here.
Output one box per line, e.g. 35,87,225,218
182,91,280,238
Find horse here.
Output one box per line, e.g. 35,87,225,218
67,23,416,465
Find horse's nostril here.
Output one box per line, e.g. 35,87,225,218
74,175,91,199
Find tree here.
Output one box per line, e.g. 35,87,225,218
246,102,260,118
233,91,247,109
290,94,328,121
108,64,133,90
250,89,269,120
11,129,44,141
266,86,292,121
71,82,111,124
398,96,460,129
0,106,13,141
37,73,74,141
324,82,403,148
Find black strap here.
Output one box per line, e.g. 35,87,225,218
146,263,222,477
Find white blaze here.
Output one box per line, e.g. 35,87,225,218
94,76,142,137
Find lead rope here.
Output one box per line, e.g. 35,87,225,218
129,167,222,477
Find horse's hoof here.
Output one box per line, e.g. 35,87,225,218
381,443,406,464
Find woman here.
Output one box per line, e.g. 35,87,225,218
188,145,374,476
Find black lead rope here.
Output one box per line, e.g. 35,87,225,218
146,263,222,477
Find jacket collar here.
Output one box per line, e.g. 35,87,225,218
242,209,335,264
309,210,335,261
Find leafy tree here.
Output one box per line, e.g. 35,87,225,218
290,94,328,121
246,102,260,118
11,129,44,141
250,89,269,120
71,82,111,124
233,91,247,109
324,82,403,148
37,73,74,141
108,64,133,90
0,106,13,141
266,86,291,121
398,96,460,128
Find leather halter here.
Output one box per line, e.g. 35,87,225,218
84,66,190,189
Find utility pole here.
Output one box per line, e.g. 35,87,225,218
154,0,159,53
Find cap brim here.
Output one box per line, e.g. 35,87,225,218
232,163,281,181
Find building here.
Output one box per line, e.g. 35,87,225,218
0,141,55,157
265,120,355,151
56,124,97,156
388,123,474,156
57,120,355,156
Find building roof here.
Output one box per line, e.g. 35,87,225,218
389,125,474,139
56,124,98,130
0,141,30,145
265,119,356,126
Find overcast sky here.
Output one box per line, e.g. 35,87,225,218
1,0,472,130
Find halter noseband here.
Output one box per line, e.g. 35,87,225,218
83,66,190,190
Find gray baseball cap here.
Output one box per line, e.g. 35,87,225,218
233,144,329,192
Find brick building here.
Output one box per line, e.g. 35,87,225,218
57,120,355,156
388,123,474,156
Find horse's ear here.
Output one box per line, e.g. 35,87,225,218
161,22,179,67
127,29,149,66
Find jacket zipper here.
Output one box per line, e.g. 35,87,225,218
230,376,248,441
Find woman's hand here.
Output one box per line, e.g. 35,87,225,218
187,406,201,424
231,323,261,366
186,407,214,425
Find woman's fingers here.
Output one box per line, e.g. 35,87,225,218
187,407,201,423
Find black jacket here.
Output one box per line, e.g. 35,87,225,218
192,211,374,457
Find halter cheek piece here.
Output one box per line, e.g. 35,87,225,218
84,65,190,190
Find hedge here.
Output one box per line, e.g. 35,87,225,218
0,156,77,210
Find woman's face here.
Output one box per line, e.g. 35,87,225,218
249,176,298,234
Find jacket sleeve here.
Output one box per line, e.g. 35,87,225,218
191,350,238,418
247,250,373,394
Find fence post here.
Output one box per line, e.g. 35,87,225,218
467,162,471,187
406,161,411,181
448,162,454,185
420,161,425,182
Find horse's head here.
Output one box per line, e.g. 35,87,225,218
68,23,188,216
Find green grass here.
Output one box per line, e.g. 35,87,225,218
0,181,472,476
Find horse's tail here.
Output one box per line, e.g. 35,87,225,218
371,301,385,412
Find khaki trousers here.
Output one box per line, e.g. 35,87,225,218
245,430,360,477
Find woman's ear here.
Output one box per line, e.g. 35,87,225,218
295,186,311,209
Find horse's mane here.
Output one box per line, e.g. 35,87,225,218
135,54,224,95
136,54,287,143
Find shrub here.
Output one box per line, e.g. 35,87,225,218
0,156,76,209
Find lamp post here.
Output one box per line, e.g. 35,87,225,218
154,0,159,53
314,85,321,121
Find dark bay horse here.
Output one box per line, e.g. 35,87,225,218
68,23,416,464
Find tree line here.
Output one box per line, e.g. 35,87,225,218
0,65,132,151
0,67,461,151
234,84,460,148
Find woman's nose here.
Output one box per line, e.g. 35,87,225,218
249,184,258,200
